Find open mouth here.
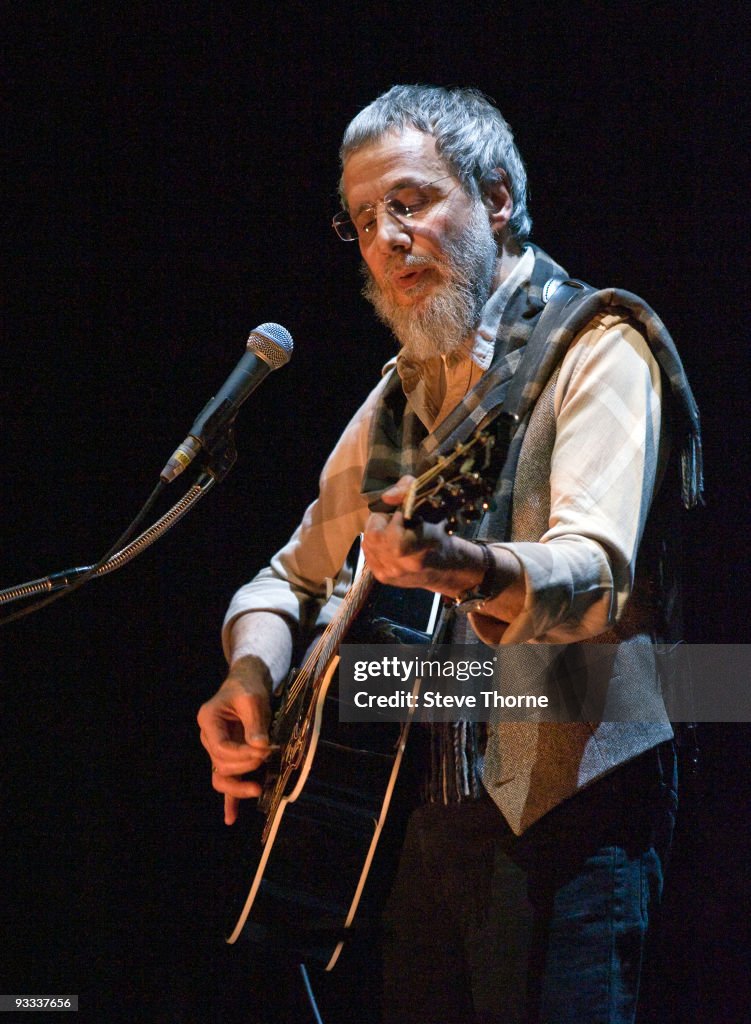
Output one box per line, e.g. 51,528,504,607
393,268,429,291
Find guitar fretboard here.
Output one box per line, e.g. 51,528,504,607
283,565,375,712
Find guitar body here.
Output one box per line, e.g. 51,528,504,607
225,583,436,968
226,659,409,967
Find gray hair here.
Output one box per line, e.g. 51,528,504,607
339,84,532,244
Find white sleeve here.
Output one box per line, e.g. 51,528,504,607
221,373,391,659
472,314,664,644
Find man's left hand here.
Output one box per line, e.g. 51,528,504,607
362,475,486,597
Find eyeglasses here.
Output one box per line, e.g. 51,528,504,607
332,175,457,242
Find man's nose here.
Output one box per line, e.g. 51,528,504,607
373,207,412,253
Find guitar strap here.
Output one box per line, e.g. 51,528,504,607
424,277,596,802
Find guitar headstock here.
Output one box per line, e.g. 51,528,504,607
402,430,501,531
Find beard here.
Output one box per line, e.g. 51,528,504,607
361,201,498,362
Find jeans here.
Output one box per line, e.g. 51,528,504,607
380,742,678,1024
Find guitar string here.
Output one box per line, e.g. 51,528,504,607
282,565,374,710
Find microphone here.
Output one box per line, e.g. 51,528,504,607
160,322,293,482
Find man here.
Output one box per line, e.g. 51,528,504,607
198,86,701,1023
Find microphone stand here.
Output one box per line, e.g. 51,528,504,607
0,429,238,615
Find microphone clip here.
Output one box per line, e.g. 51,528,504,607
195,427,238,485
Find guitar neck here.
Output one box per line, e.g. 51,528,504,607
283,565,375,712
313,565,375,675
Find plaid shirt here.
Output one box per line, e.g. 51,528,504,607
223,249,665,659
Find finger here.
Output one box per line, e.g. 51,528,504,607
364,512,418,566
212,772,264,800
382,512,437,556
364,509,406,549
213,753,270,775
222,790,261,827
198,697,269,753
211,732,272,757
381,475,416,506
364,510,391,535
197,707,244,746
210,751,271,776
230,695,271,746
220,780,265,826
224,793,240,826
247,734,275,752
244,727,271,749
200,732,274,775
361,536,387,578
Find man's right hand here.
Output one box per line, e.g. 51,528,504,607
197,656,275,825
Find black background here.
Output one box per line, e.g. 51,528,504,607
2,3,749,1022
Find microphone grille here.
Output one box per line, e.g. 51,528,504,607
247,323,294,369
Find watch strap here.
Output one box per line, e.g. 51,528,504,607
453,541,500,614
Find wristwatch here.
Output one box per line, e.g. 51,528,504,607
453,541,502,614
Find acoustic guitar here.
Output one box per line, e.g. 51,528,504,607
224,429,502,969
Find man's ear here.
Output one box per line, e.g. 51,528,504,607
483,170,514,236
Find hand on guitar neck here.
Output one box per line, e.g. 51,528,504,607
363,473,523,610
